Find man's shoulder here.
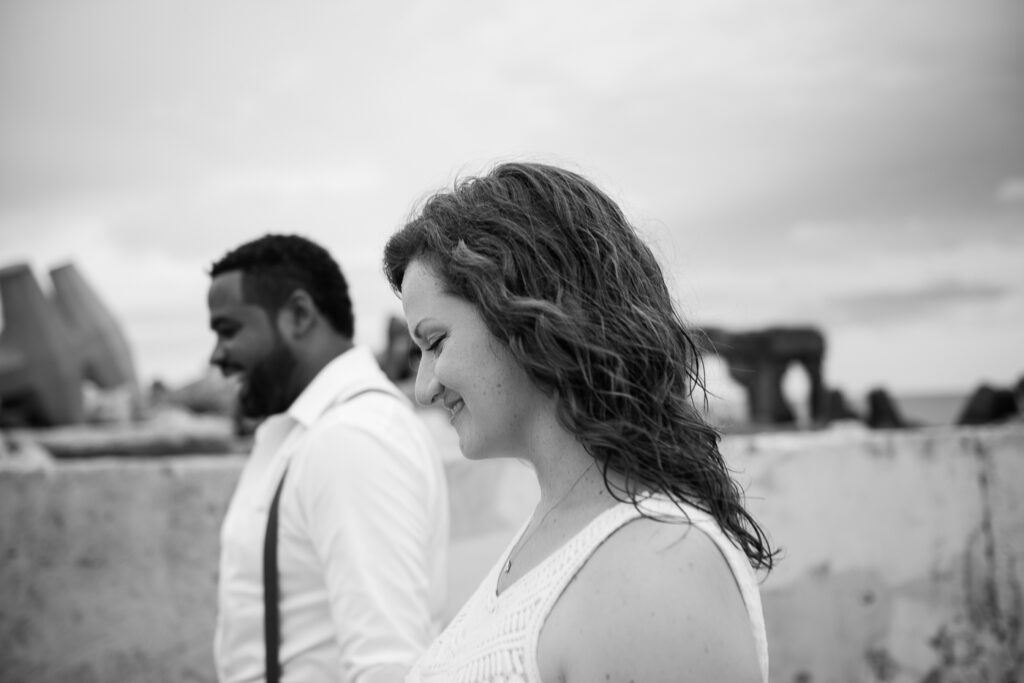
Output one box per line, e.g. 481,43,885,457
300,385,432,460
316,383,414,428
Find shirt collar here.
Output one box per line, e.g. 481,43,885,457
286,345,396,429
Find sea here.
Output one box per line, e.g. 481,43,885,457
892,392,969,426
705,389,972,431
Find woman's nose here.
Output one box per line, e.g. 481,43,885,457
414,360,442,407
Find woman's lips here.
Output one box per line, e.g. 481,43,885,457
448,399,465,424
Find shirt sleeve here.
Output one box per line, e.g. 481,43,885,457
294,408,438,681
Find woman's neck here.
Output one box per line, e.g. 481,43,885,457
519,424,591,503
520,428,629,513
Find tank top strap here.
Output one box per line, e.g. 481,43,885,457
634,496,770,682
521,501,647,680
532,499,645,602
524,495,769,683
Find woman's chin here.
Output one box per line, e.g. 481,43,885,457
456,437,489,461
458,438,520,462
458,446,487,461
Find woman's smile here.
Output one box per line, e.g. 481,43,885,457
446,398,465,424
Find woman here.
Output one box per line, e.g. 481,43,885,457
384,162,775,682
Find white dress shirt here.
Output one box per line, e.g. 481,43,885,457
215,346,449,683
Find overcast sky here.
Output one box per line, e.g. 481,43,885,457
1,0,1022,400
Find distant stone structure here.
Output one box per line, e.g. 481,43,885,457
957,381,1021,425
823,388,860,422
865,387,913,429
699,326,827,426
0,262,141,426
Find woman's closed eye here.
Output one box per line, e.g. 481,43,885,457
426,335,446,355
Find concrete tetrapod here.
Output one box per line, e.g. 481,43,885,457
0,263,84,425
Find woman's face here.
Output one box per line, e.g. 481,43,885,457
400,259,547,460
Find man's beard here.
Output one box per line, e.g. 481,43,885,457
237,341,299,419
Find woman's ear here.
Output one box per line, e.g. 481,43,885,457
276,289,317,340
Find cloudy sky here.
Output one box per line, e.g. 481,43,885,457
1,0,1022,401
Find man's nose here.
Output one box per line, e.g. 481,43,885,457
209,341,228,370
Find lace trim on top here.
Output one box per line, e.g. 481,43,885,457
406,496,768,683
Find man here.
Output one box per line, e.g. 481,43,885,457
208,234,448,683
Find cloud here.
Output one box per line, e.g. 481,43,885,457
201,164,387,199
674,230,1024,339
828,280,1010,325
996,177,1024,204
2,0,1023,394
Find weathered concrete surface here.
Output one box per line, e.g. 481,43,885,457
740,425,1024,682
1,424,1022,683
10,408,241,458
0,446,238,683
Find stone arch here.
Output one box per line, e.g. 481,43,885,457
699,325,827,426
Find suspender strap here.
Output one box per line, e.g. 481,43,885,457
263,469,288,683
261,386,398,682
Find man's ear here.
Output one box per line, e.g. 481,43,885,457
276,289,318,340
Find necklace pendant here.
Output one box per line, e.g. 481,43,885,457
504,558,512,574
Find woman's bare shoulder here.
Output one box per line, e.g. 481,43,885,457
538,515,761,683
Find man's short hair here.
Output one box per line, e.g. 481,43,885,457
210,234,355,338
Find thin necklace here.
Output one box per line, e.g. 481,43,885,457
503,462,595,575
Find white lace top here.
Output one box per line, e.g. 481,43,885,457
406,495,769,683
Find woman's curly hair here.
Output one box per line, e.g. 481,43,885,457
384,161,776,571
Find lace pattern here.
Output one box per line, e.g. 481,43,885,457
406,496,768,683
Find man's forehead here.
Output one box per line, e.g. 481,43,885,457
208,270,247,307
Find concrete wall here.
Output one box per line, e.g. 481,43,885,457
1,423,1022,683
741,425,1024,682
